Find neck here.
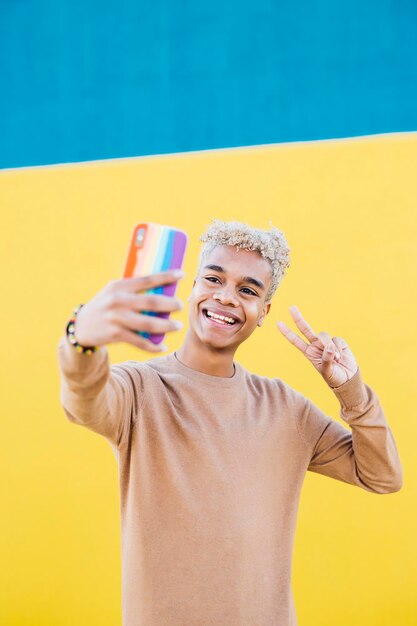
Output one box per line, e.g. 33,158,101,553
176,332,237,377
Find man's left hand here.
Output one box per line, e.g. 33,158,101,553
277,305,358,388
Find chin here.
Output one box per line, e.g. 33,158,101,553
195,323,251,352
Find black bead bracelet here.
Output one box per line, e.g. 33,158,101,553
66,304,99,355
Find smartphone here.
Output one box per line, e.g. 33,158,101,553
122,223,188,344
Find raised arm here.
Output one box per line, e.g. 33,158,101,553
57,335,138,447
277,305,403,493
297,367,403,493
57,270,184,447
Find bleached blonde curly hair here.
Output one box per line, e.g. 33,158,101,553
197,219,291,303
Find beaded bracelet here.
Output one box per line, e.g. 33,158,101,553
66,304,99,355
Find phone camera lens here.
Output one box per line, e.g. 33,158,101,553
136,228,145,247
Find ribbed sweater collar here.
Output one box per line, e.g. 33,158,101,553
161,351,244,389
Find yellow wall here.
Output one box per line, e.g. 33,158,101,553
1,133,415,625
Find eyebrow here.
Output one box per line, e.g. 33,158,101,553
203,264,266,291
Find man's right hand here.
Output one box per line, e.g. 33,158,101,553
72,269,185,353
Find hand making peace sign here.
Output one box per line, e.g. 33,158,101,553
277,305,358,389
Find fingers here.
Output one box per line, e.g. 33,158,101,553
321,342,337,382
317,331,332,349
119,269,185,293
332,336,346,361
318,332,346,360
109,291,183,313
118,310,183,334
276,320,309,354
74,270,185,350
289,305,318,343
132,292,183,313
278,304,343,361
118,327,168,352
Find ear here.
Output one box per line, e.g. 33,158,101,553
257,302,271,327
187,279,196,302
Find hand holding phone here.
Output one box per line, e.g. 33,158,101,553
71,223,187,353
72,269,185,353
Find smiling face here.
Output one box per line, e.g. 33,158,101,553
187,244,273,352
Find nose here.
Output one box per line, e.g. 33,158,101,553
213,287,239,307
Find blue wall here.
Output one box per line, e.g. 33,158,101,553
1,0,416,169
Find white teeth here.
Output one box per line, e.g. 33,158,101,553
206,310,236,324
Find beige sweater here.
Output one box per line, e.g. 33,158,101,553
57,334,403,626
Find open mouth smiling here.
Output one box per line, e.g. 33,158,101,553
201,308,242,328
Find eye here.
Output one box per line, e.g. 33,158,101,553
205,276,257,295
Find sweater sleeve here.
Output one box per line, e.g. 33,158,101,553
57,333,145,448
296,367,403,494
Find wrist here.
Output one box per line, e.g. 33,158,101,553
66,304,99,355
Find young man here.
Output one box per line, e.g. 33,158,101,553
57,219,403,626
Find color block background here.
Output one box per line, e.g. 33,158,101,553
1,0,417,168
1,1,416,624
1,133,416,624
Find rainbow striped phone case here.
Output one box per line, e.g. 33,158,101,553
122,223,188,344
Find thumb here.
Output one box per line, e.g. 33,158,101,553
321,343,335,380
